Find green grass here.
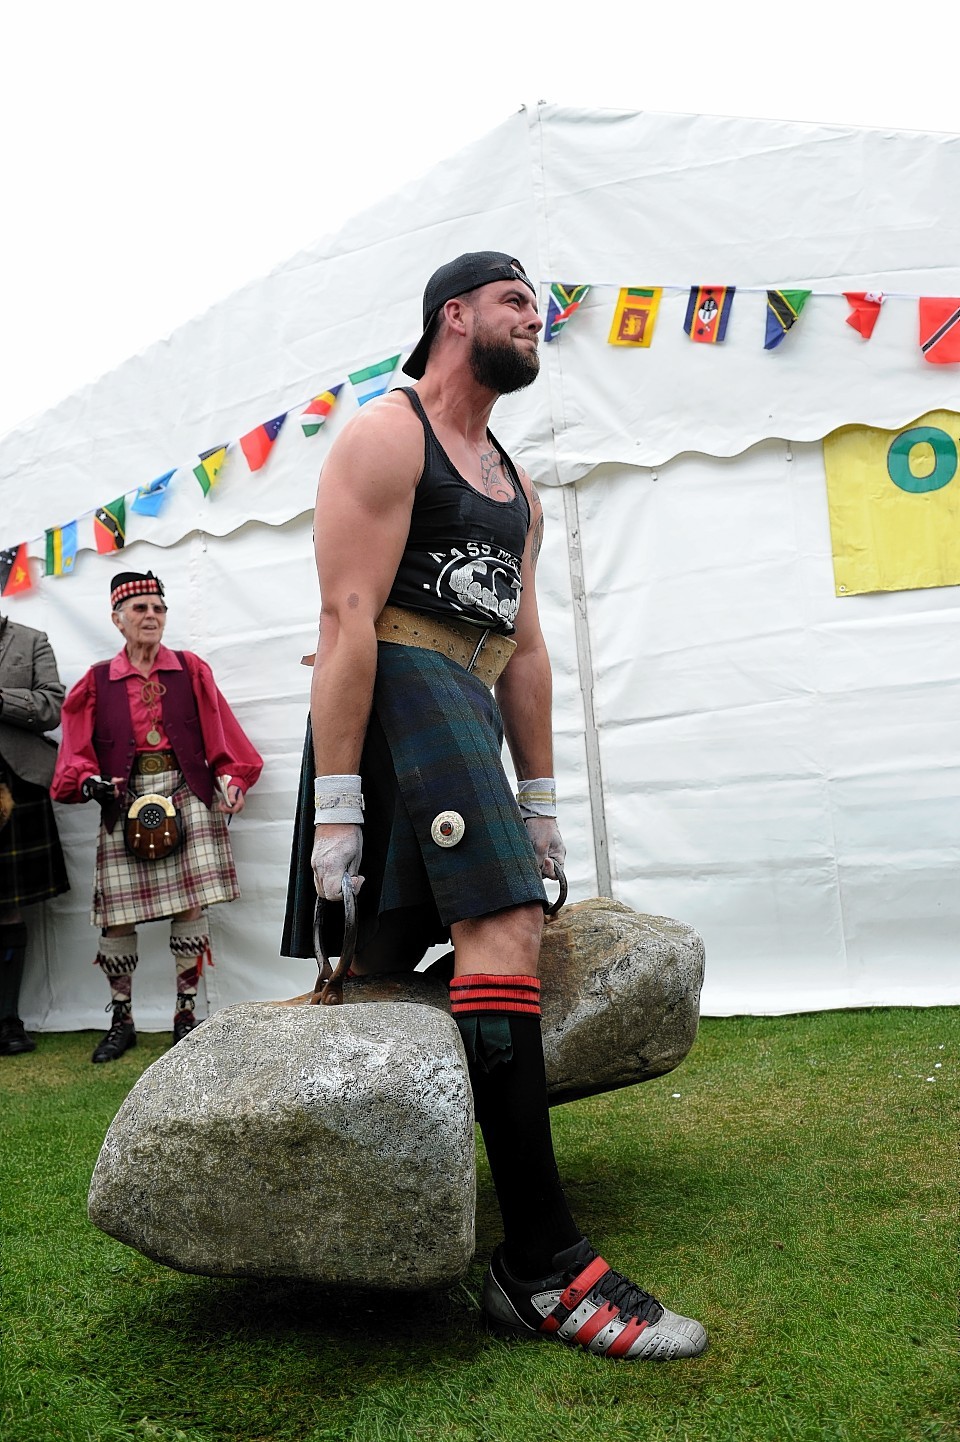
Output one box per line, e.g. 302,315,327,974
2,1009,956,1442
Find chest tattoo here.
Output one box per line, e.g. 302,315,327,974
477,446,515,502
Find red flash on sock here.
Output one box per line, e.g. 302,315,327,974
449,974,541,1017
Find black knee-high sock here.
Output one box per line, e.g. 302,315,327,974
451,973,581,1279
0,921,29,1019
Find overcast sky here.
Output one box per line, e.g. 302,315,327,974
2,1,955,439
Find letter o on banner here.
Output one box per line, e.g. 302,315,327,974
887,426,957,494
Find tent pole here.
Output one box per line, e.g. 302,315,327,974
562,482,612,898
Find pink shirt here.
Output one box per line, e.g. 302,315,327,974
51,644,263,801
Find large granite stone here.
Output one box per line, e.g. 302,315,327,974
308,899,704,1105
88,1002,475,1290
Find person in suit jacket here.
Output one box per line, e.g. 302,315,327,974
0,613,69,1055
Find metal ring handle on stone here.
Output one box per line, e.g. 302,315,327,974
544,862,568,921
310,874,358,1006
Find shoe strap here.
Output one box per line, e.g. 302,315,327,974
557,1255,610,1311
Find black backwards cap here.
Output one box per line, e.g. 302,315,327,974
402,251,537,379
110,571,165,609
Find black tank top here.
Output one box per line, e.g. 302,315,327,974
386,388,531,636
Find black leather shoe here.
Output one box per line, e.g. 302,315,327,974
172,1008,201,1044
0,1016,36,1056
92,1011,137,1063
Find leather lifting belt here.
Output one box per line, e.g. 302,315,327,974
374,604,516,688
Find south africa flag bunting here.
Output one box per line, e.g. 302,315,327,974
919,298,960,364
764,289,811,350
684,286,735,344
45,521,78,576
0,543,33,597
94,498,126,553
193,445,227,495
545,284,590,342
349,356,400,406
301,384,343,437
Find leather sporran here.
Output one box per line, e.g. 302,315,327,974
124,793,183,861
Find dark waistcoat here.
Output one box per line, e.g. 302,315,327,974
92,654,214,831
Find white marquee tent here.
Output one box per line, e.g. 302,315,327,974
2,104,958,1030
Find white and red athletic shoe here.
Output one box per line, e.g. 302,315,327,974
483,1238,707,1360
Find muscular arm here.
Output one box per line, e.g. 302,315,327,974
495,476,554,781
310,395,422,775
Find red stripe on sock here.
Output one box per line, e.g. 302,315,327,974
558,1256,609,1309
450,975,540,993
450,999,542,1016
605,1317,649,1357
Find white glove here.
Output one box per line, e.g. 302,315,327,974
524,816,566,880
311,823,364,901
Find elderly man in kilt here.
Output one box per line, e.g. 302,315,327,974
282,253,707,1359
0,613,69,1056
52,571,262,1062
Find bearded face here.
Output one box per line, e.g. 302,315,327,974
468,315,540,394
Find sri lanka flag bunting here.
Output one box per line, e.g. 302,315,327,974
608,288,662,347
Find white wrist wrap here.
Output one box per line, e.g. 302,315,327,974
314,773,364,826
517,777,557,819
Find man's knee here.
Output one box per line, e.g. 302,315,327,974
451,902,544,976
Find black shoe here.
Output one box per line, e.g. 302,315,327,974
172,1009,201,1044
484,1238,707,1360
0,1016,36,1056
92,1008,137,1063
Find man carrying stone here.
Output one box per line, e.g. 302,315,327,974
283,252,706,1359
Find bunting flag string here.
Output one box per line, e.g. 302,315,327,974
9,283,960,597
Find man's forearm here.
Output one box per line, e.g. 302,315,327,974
310,622,379,776
497,641,555,782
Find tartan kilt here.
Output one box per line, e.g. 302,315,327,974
92,767,239,928
282,642,546,959
0,767,69,908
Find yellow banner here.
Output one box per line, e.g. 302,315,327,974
823,410,960,596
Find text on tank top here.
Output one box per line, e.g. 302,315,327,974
386,387,531,636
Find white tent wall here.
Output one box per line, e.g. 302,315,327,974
2,105,958,1028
